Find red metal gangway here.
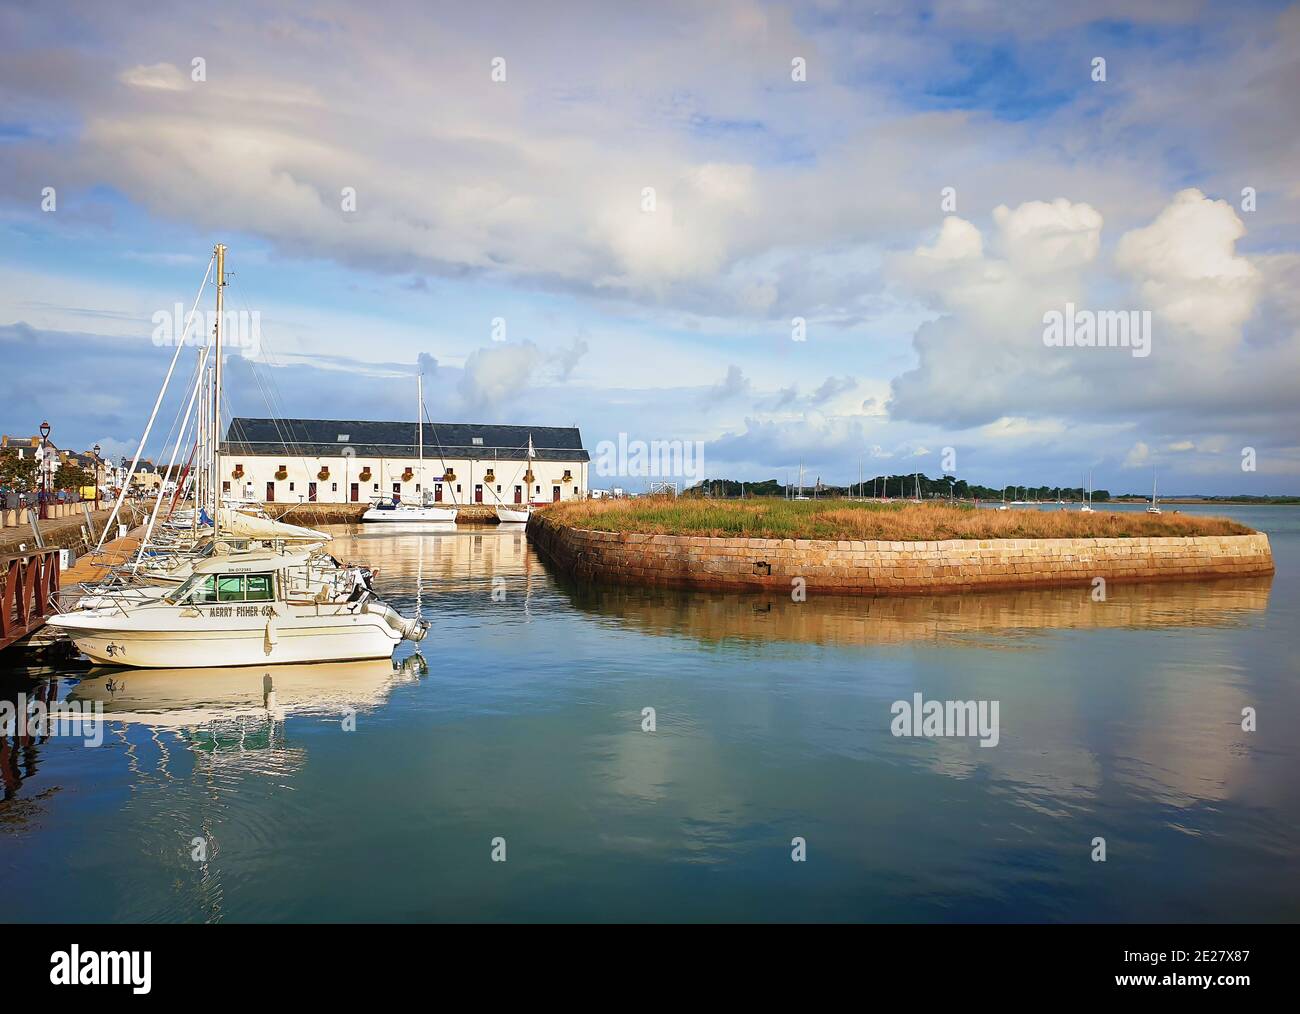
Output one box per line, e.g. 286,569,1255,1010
0,548,60,652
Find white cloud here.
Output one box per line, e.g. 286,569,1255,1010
1115,188,1260,344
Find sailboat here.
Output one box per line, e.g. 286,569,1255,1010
49,243,429,667
1147,469,1162,514
496,434,537,523
997,488,1009,511
1080,472,1095,513
361,372,457,522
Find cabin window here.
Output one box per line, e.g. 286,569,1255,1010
187,575,219,604
245,574,274,601
217,576,245,602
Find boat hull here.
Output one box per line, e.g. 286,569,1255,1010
495,506,531,523
47,610,402,668
361,505,458,522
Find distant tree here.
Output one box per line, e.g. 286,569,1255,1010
0,447,38,492
54,461,92,491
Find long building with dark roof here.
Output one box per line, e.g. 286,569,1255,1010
220,417,589,506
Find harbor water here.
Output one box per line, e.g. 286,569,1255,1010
2,504,1298,921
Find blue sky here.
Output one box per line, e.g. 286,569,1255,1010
1,0,1298,494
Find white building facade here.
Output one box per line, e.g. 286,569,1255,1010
220,418,589,506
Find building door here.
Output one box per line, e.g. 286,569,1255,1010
514,485,522,504
266,482,275,502
552,486,561,502
434,483,443,503
350,483,359,502
308,482,317,502
474,484,483,503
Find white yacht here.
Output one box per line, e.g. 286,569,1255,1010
361,371,458,523
495,434,538,523
1080,472,1095,513
1147,470,1162,514
48,550,427,668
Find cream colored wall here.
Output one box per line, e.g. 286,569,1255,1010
221,453,588,504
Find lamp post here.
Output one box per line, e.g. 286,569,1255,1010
93,443,101,511
38,420,51,520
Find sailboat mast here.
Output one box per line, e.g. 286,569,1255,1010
212,242,225,541
417,371,423,496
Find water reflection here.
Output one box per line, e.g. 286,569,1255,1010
1,520,1294,922
555,572,1273,648
0,659,419,802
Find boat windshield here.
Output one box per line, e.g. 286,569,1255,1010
165,572,276,604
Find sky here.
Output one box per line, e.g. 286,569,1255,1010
1,0,1298,494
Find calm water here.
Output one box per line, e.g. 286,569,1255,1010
2,505,1298,922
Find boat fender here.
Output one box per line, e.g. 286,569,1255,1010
264,605,280,655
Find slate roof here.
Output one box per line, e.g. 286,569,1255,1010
222,418,589,463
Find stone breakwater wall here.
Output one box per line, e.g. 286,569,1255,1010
527,516,1274,595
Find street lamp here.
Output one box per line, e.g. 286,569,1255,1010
93,443,101,511
38,420,51,520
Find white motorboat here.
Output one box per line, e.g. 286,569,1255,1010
48,549,427,668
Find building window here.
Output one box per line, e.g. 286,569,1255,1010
496,484,501,492
456,484,462,493
289,482,295,492
222,481,230,492
573,486,578,495
373,483,379,491
331,482,338,492
472,436,483,445
415,483,421,492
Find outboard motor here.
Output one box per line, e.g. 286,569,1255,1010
364,599,430,642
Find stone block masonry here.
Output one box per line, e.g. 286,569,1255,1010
527,515,1274,595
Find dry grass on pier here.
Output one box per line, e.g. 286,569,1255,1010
544,498,1253,542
